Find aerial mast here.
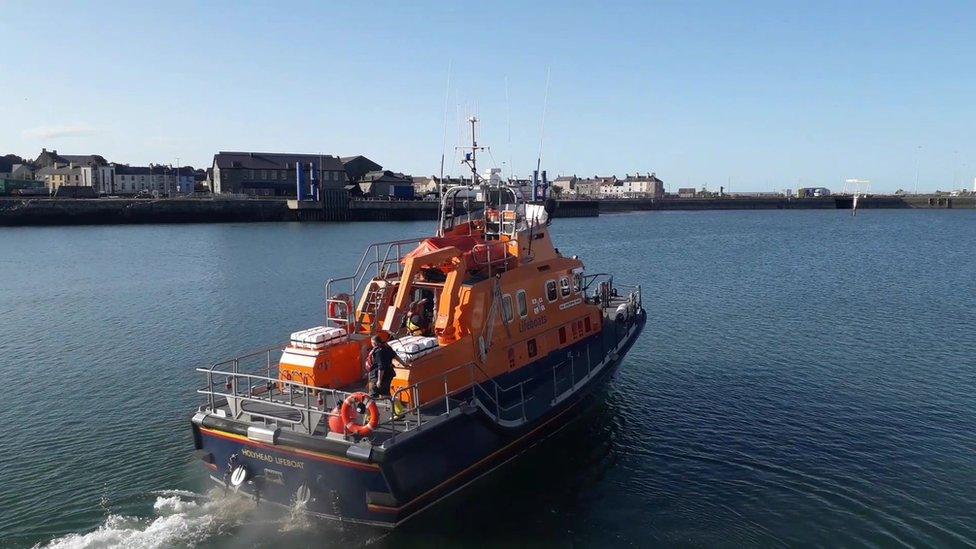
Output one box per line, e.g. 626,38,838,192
458,116,487,185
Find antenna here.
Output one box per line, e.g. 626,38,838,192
439,61,452,206
505,76,513,180
535,66,552,176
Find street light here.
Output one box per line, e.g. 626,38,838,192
914,145,921,195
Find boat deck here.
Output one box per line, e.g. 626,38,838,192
197,287,643,445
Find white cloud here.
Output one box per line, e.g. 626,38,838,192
22,124,97,139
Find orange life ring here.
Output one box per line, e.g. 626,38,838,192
340,392,379,437
328,293,353,324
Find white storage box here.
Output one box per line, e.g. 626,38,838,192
389,335,439,362
289,326,348,350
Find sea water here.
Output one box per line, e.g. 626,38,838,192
1,210,973,547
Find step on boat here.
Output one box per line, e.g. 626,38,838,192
189,119,646,527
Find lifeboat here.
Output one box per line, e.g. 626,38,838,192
189,117,646,527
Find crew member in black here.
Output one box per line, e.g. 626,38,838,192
366,335,399,398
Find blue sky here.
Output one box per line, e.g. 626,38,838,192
1,1,974,192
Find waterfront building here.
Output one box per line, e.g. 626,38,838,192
35,165,79,192
621,173,665,198
340,156,382,184
596,173,664,198
358,170,414,199
110,165,191,195
574,178,602,197
677,187,697,198
8,164,34,181
212,151,347,196
552,175,579,196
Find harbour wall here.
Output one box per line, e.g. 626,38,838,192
0,197,601,225
0,195,971,226
595,195,976,212
0,197,294,226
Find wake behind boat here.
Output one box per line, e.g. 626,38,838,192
189,118,646,527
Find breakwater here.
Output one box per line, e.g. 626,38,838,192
596,195,976,212
0,197,293,226
0,195,971,226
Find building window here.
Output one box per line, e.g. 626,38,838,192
560,277,571,297
516,290,527,318
502,294,513,323
546,280,557,302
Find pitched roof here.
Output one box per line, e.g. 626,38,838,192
622,172,663,183
214,151,344,171
362,170,412,183
35,165,79,176
61,154,107,166
34,149,106,167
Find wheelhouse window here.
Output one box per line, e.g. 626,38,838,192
516,290,527,318
573,272,583,293
502,294,514,323
546,280,557,302
560,277,571,297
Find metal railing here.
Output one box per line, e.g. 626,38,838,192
325,237,425,329
197,285,644,439
197,344,359,435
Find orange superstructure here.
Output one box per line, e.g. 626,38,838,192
309,187,608,408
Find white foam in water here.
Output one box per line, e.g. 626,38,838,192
37,489,257,549
277,494,311,533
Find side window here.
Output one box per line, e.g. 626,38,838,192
546,280,557,302
560,277,571,297
502,294,513,323
573,272,583,293
516,290,527,318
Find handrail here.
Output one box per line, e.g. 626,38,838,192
198,284,644,438
325,237,425,330
197,366,354,435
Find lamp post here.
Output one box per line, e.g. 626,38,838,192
914,145,921,195
952,150,959,189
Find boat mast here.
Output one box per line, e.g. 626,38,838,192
460,116,485,184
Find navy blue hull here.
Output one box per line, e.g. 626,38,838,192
192,311,645,526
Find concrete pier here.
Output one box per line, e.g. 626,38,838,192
0,195,970,226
